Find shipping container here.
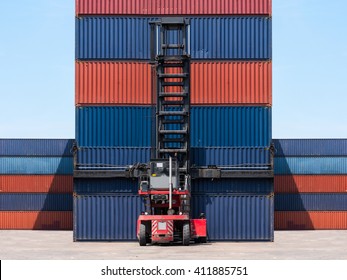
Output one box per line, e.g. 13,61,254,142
0,139,74,157
76,147,271,170
273,139,347,157
191,147,272,169
275,211,347,230
76,147,151,169
0,175,73,193
75,61,272,106
191,178,273,194
274,175,347,193
0,211,72,230
274,157,347,175
76,106,272,147
191,194,274,241
76,17,271,60
74,178,138,194
0,194,72,211
73,194,144,241
76,106,152,147
73,178,273,195
76,0,272,16
275,194,347,211
73,193,273,241
190,106,272,147
0,157,73,175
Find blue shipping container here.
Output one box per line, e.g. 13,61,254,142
273,139,347,157
76,147,272,170
73,178,273,194
74,178,138,194
0,193,72,211
0,157,73,175
274,157,347,175
73,193,273,241
0,139,74,157
76,17,271,60
191,178,273,194
73,194,144,241
275,194,347,211
191,147,271,169
76,147,151,169
76,106,272,147
191,194,274,241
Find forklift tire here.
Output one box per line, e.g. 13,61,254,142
199,237,207,243
139,223,147,246
182,223,190,246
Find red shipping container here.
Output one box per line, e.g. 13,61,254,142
275,211,347,230
76,0,272,16
75,61,272,106
0,175,73,193
0,211,72,230
274,175,347,193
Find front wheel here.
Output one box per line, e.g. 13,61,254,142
182,222,190,246
139,223,147,246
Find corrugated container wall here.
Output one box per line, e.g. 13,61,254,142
75,17,272,60
73,193,274,241
0,194,73,211
274,175,347,193
274,157,347,175
73,178,273,195
0,175,73,193
275,194,347,211
0,211,72,230
0,157,73,175
191,194,274,241
273,139,347,157
76,0,272,16
76,106,272,147
75,147,272,170
0,139,74,157
75,61,272,106
275,212,347,230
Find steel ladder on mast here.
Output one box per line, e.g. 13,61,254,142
150,18,191,214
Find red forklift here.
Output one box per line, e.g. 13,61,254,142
136,18,207,246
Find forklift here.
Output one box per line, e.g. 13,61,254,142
135,18,207,246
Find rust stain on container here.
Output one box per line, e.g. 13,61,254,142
275,211,347,230
76,0,272,16
0,211,72,230
0,175,73,193
76,61,272,106
274,175,347,193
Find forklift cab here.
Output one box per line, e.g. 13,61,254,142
149,159,179,190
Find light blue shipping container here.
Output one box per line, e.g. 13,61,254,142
75,17,271,60
76,106,272,147
0,157,73,175
274,157,347,175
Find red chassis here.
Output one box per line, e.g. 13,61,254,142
137,214,207,245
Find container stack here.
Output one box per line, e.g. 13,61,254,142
0,139,73,230
74,0,273,241
274,139,347,230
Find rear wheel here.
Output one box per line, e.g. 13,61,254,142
182,222,190,246
139,223,147,246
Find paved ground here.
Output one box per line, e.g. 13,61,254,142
1,230,346,260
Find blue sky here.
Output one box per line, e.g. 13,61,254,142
0,0,346,139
